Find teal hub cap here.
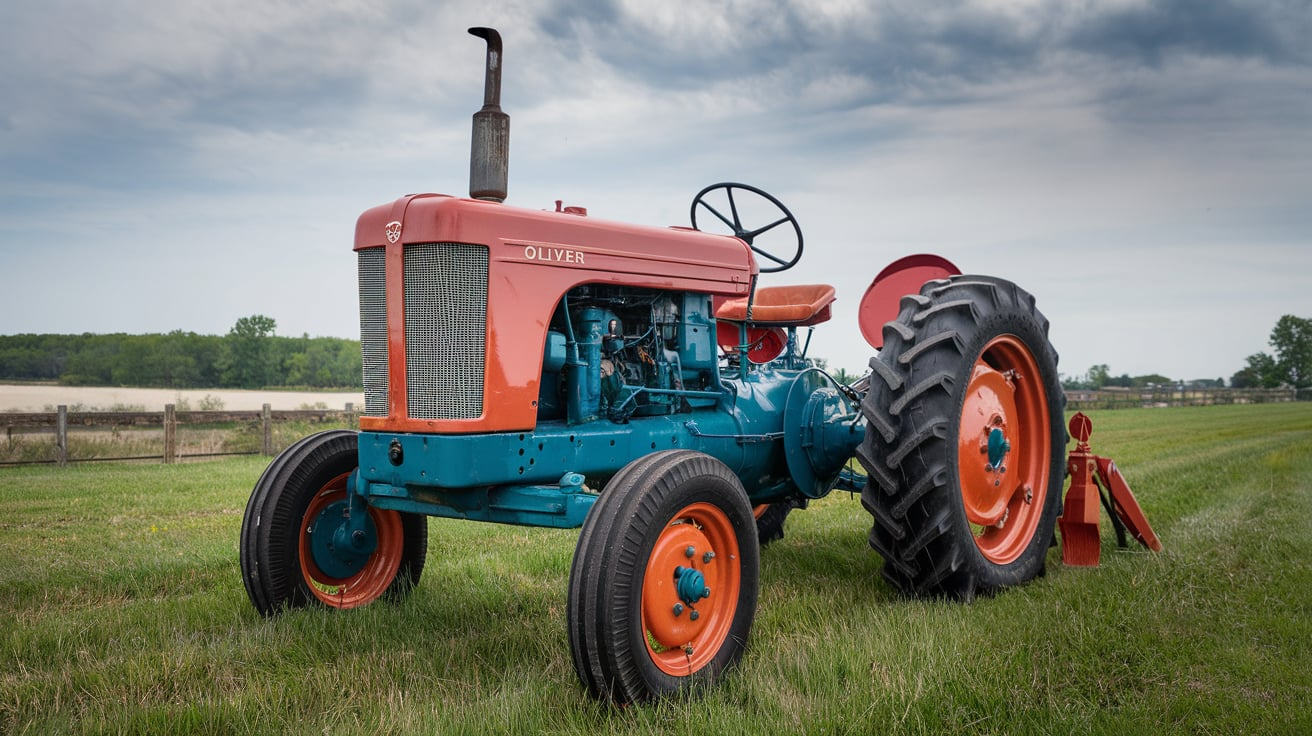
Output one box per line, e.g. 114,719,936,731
987,427,1011,469
307,499,377,579
674,565,711,605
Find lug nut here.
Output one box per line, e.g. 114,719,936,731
673,603,684,617
684,546,696,558
703,551,715,563
690,610,700,621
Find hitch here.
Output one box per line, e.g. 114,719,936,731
1059,412,1162,566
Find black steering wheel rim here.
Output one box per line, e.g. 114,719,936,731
690,182,804,273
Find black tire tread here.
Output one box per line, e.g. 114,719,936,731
857,275,1065,600
239,430,427,616
567,450,758,703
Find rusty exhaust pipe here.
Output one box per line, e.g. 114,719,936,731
469,27,509,202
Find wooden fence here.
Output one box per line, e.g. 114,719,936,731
1,404,355,467
1065,387,1304,411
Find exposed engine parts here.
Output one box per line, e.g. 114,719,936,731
540,285,719,424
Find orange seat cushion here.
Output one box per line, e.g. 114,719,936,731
715,284,836,326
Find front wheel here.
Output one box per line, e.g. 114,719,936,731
239,430,428,615
567,450,759,703
859,276,1065,600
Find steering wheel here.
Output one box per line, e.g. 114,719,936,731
690,182,803,273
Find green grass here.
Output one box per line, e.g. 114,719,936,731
2,403,1311,734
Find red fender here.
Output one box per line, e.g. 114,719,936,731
858,254,960,350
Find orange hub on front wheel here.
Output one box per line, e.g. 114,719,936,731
640,502,742,675
298,472,405,608
956,335,1052,564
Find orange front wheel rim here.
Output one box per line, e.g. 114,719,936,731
298,472,405,608
640,502,742,675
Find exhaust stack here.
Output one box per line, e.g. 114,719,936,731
469,27,509,202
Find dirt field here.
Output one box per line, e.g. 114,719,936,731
0,384,363,413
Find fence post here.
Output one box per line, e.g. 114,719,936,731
56,405,68,467
163,404,177,464
262,403,273,456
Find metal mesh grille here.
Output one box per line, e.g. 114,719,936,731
404,243,488,419
357,248,389,416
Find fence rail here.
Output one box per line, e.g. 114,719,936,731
2,404,356,467
1065,387,1304,411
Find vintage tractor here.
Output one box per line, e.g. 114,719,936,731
240,28,1076,703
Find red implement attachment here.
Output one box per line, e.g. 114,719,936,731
1059,412,1162,567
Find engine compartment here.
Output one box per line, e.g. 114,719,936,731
539,285,722,424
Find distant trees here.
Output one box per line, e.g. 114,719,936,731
831,367,859,385
217,315,278,389
1232,315,1312,389
1061,365,1176,391
0,316,362,389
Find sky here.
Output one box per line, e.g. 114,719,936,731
2,0,1309,383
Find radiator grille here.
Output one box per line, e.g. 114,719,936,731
403,243,488,420
357,248,389,416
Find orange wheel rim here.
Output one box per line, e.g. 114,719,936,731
640,502,742,676
956,335,1051,564
298,472,405,609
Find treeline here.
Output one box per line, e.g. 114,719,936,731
0,315,361,390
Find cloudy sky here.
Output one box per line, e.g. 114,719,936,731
2,0,1309,382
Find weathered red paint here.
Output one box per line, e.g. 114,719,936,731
355,194,757,433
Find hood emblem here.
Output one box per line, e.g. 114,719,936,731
385,221,402,244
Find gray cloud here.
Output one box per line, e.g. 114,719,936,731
1068,0,1310,66
1,0,1308,382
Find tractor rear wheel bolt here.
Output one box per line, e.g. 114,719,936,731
690,610,700,621
672,603,684,617
703,551,715,563
684,546,696,558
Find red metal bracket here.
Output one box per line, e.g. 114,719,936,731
1059,412,1162,567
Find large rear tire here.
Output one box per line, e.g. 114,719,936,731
240,430,428,615
567,450,759,703
858,276,1065,600
754,498,806,546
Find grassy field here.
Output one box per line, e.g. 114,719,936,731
2,404,1310,734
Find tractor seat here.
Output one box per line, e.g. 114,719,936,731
715,284,836,326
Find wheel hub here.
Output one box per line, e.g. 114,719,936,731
642,522,721,651
306,499,378,580
987,426,1010,470
674,566,710,605
960,364,1020,527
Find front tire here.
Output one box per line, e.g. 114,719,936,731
858,276,1065,600
240,430,428,615
567,450,759,703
